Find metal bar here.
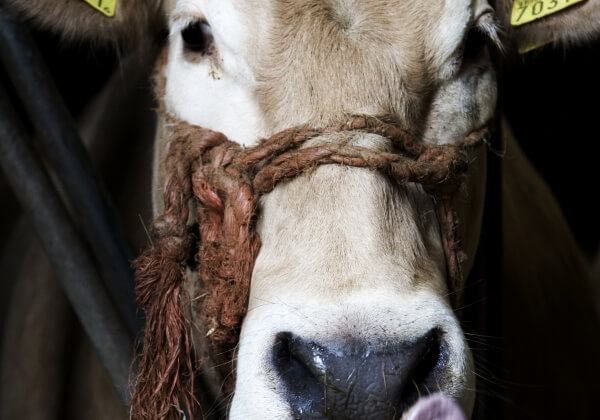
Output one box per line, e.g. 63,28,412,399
0,82,132,407
0,9,141,336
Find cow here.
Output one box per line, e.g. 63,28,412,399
1,0,599,419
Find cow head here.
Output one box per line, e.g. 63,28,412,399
7,0,598,418
153,3,600,418
151,1,507,418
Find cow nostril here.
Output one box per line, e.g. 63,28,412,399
271,330,450,419
397,330,449,410
272,332,324,414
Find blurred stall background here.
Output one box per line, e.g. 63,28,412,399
0,14,598,419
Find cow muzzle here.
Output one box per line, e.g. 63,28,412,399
272,329,449,419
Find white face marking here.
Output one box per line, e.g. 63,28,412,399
160,1,499,418
165,0,267,145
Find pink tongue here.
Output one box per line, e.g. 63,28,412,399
404,393,466,420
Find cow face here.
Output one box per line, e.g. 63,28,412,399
4,0,600,418
159,1,501,418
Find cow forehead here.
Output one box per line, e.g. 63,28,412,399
166,0,494,133
169,0,489,66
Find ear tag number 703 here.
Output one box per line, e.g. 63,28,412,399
511,0,586,26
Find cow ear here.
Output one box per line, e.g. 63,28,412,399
3,0,165,43
494,0,600,52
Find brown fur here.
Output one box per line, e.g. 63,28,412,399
500,120,600,419
254,0,444,134
3,0,164,43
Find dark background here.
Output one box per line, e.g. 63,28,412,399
504,42,600,258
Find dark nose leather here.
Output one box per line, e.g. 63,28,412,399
272,330,449,419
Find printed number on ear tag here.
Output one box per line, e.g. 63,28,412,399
511,0,586,26
83,0,117,17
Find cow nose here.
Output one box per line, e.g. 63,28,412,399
272,330,449,419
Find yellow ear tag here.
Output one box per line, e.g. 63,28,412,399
511,0,586,26
83,0,117,17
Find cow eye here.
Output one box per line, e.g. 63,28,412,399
181,21,214,55
462,26,488,61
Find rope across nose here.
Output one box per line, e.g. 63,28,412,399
131,112,489,419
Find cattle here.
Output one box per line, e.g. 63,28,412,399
1,1,599,419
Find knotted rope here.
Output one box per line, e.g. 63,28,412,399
130,111,488,419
